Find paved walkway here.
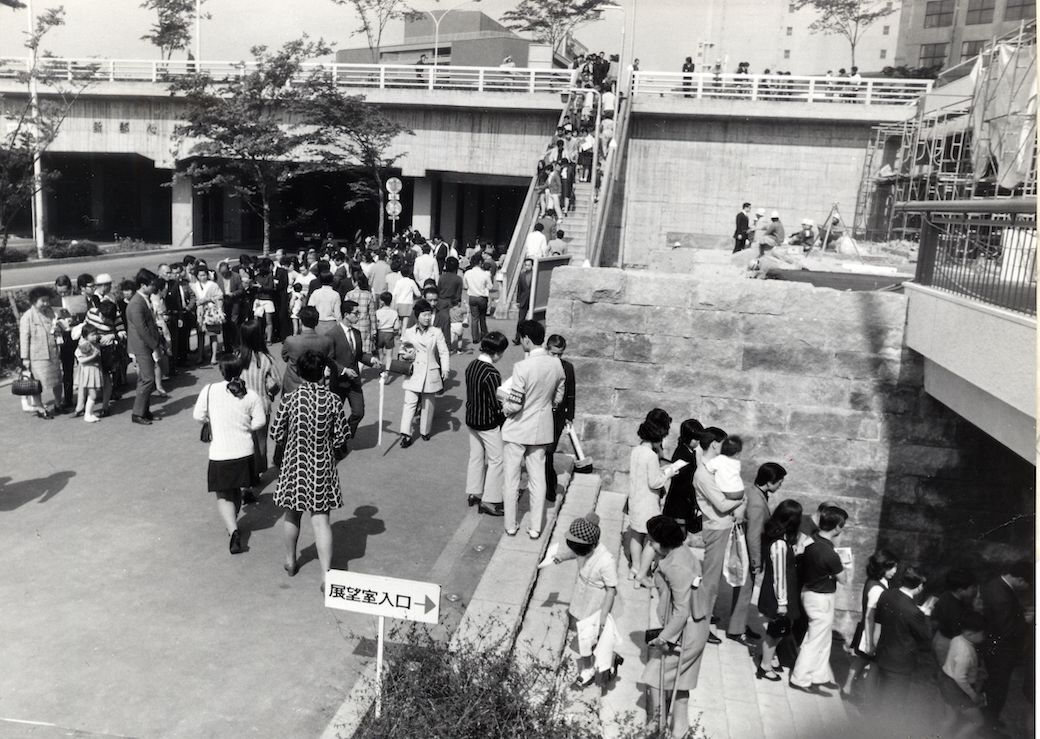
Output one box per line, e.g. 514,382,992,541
0,317,521,737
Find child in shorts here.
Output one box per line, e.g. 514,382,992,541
449,303,466,353
374,291,399,368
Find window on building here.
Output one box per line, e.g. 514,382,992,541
965,0,995,24
923,0,954,26
788,3,795,11
883,25,891,34
783,49,791,59
786,26,793,35
119,122,130,134
1005,0,1036,21
961,40,986,58
919,42,949,67
880,49,888,59
92,121,102,133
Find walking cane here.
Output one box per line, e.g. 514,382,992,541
659,629,688,739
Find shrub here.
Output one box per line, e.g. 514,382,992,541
42,240,101,259
111,237,154,253
0,289,30,374
0,249,29,263
349,627,641,739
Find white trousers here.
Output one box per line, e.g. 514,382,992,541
502,441,547,533
791,590,836,687
400,390,435,437
466,427,504,504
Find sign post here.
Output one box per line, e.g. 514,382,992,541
385,178,403,235
324,569,441,719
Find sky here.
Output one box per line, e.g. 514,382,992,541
0,0,704,71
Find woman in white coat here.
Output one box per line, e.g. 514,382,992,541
398,299,449,448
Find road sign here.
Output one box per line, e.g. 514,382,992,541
385,177,402,195
385,200,403,218
324,569,440,624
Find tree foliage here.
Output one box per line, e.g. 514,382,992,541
305,80,412,246
500,0,610,55
793,0,896,67
170,38,333,255
331,0,411,63
0,5,91,278
140,0,208,60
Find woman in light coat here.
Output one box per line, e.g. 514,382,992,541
19,286,63,418
398,299,449,448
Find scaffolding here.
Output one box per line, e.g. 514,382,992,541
854,20,1037,243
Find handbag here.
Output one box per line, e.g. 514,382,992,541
199,384,212,443
766,615,792,639
11,369,42,397
723,523,750,587
387,358,414,376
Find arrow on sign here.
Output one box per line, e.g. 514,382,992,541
423,595,435,615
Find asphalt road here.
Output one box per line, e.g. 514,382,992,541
0,318,525,737
1,247,248,291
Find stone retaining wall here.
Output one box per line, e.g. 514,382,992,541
546,267,1034,623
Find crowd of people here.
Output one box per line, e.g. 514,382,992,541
676,58,870,102
538,406,1032,737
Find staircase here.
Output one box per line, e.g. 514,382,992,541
561,181,595,261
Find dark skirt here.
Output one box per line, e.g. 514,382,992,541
207,455,254,492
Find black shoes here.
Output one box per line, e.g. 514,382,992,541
421,434,431,441
400,434,414,448
467,494,481,507
744,628,761,640
242,490,259,505
756,667,782,682
789,682,830,696
726,633,755,647
707,632,722,645
229,530,242,555
478,502,505,517
131,415,152,425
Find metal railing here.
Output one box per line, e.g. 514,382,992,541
0,56,576,94
632,71,933,105
587,95,631,268
899,198,1037,316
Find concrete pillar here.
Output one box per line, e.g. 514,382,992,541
89,159,106,234
171,173,194,248
222,191,242,244
411,176,433,239
438,181,459,243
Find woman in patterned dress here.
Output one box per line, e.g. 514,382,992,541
269,349,350,585
344,272,376,353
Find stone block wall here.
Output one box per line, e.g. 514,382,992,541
547,267,1034,626
619,116,871,271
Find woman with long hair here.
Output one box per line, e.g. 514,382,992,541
193,354,266,555
236,318,282,499
269,350,350,587
843,548,900,697
755,498,805,681
662,418,704,540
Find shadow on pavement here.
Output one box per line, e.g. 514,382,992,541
329,505,386,570
0,471,75,511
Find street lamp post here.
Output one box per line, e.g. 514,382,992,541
420,0,480,69
195,0,201,63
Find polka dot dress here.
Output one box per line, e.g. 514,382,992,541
269,382,350,513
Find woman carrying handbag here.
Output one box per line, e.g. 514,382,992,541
755,499,809,681
642,515,711,739
397,299,449,448
17,286,64,419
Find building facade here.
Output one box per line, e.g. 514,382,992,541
696,0,901,75
895,0,1036,70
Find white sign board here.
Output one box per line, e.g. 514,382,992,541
385,177,403,194
324,569,440,624
386,200,403,218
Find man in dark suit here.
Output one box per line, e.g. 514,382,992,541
733,202,751,253
216,262,244,348
544,334,576,503
272,253,291,343
126,272,162,426
874,566,933,718
328,299,383,437
281,306,336,397
981,562,1031,725
167,265,196,365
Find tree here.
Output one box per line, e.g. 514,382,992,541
0,6,91,277
500,0,610,56
140,0,206,60
332,0,411,63
306,83,412,246
793,0,896,68
170,38,332,255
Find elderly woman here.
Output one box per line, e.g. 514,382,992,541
642,515,710,739
269,350,350,587
397,299,449,448
19,286,64,419
193,355,266,555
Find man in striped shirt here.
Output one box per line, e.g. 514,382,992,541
464,331,509,517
